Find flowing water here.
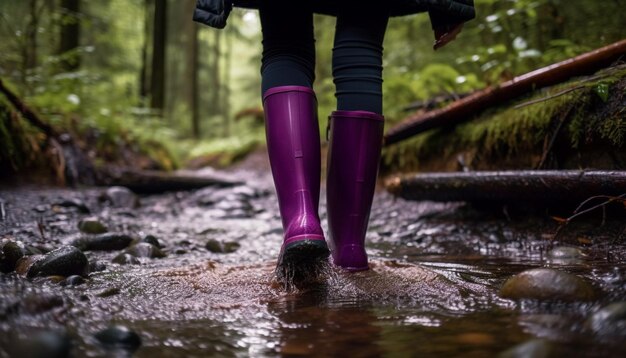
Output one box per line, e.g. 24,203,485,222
0,169,625,357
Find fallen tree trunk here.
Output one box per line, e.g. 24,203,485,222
384,39,626,146
98,167,243,193
386,170,626,204
0,78,58,138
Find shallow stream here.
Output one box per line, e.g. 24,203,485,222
1,169,625,357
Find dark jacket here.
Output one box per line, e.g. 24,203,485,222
193,0,475,30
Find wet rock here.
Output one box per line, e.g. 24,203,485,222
73,233,134,251
112,253,140,265
27,246,89,278
548,246,583,259
33,205,48,213
498,339,551,358
104,186,139,208
205,239,240,253
124,242,166,258
95,325,141,351
586,302,626,335
78,217,109,234
96,287,121,297
547,246,584,265
141,234,162,248
62,275,85,286
12,330,71,358
89,260,107,272
54,198,90,213
174,248,187,255
0,240,24,273
500,268,596,302
77,217,108,234
15,255,45,276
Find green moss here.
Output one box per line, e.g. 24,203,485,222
383,67,626,173
0,99,47,173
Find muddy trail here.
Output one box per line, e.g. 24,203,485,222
1,167,625,357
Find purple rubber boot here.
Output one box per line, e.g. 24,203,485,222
326,110,384,271
263,86,329,278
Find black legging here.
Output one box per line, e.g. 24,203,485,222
259,1,390,114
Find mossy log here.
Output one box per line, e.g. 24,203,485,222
386,170,626,204
98,167,243,193
385,39,626,146
0,78,57,137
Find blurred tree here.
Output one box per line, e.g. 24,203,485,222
58,0,81,72
185,0,200,137
150,0,167,112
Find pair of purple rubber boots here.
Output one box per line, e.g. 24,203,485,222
264,86,383,274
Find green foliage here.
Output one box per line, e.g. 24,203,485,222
1,0,625,174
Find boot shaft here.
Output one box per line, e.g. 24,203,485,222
326,110,384,271
263,86,323,238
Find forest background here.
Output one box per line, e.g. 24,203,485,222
0,0,624,170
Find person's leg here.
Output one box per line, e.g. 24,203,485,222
331,3,389,114
259,0,315,92
259,0,328,282
326,3,390,271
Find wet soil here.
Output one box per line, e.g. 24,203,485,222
1,168,625,357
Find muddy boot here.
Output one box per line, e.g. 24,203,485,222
263,86,329,284
326,110,384,271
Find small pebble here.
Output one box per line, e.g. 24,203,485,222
15,255,44,276
33,205,48,213
104,186,139,208
124,243,165,258
95,325,141,351
89,260,107,272
73,233,134,251
78,217,108,234
96,287,121,298
0,240,25,273
141,234,162,248
62,275,85,286
112,253,140,265
206,239,240,253
54,198,90,213
27,246,89,278
548,246,583,259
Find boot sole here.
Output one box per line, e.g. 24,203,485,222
276,239,330,288
280,238,330,265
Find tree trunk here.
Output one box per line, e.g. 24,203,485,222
209,30,222,122
139,0,152,101
185,0,200,138
22,0,41,84
387,170,626,205
150,0,167,113
223,23,232,137
58,0,81,72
